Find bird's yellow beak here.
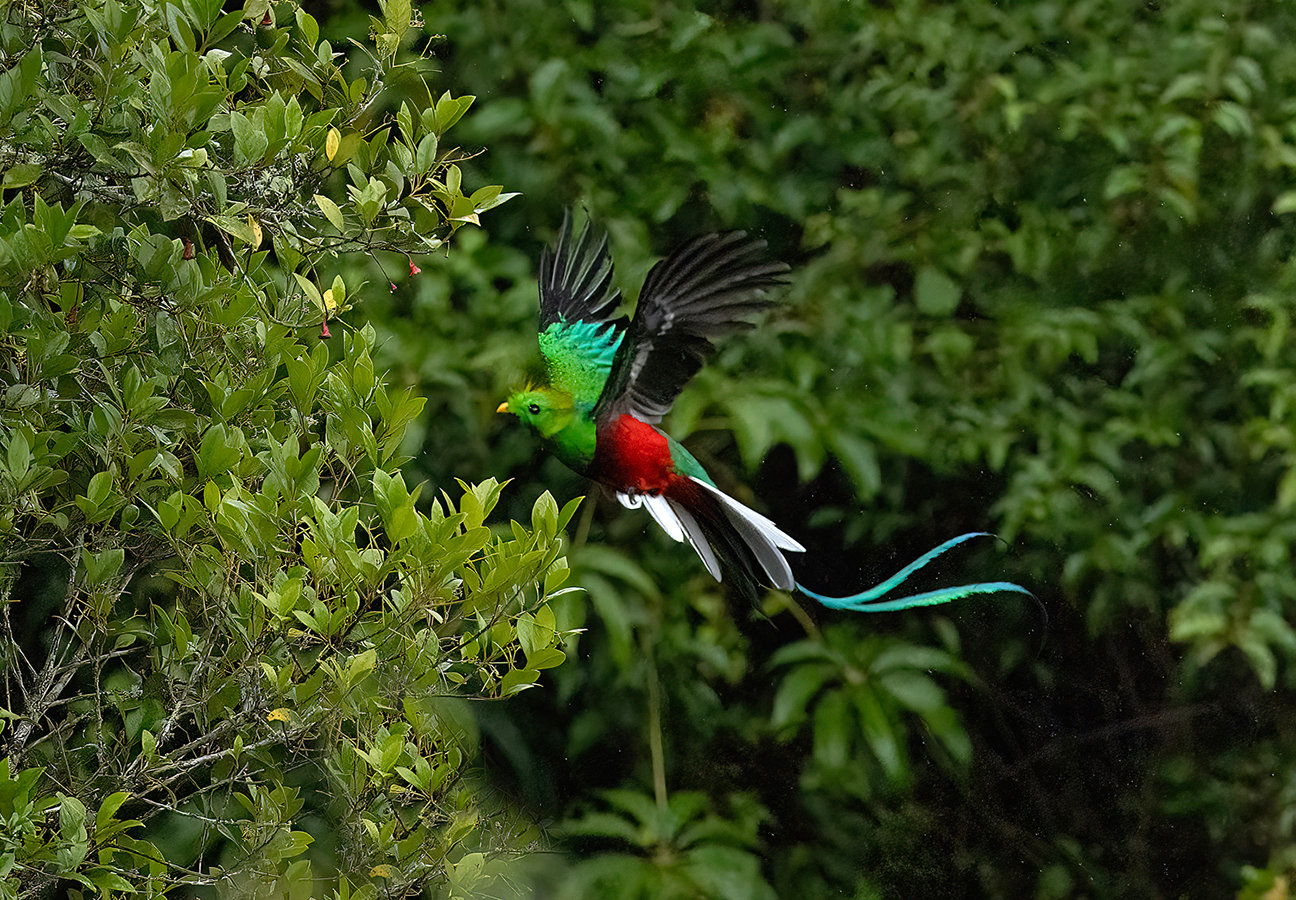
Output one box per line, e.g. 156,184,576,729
496,401,510,414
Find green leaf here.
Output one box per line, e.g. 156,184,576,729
811,690,851,770
415,133,438,174
94,792,130,837
856,689,906,784
314,193,344,231
527,647,566,669
197,424,241,478
209,214,257,245
430,92,474,134
59,795,87,835
279,830,313,859
6,431,31,480
82,547,125,586
86,471,112,506
230,109,269,165
78,471,118,521
294,7,319,47
2,163,41,189
771,662,833,731
86,869,136,893
448,851,485,893
380,0,411,37
913,266,961,316
828,431,880,500
1273,191,1296,215
499,667,539,697
879,670,945,714
348,648,377,685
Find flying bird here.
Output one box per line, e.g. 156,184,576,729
498,211,1028,611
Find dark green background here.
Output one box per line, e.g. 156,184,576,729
299,0,1296,897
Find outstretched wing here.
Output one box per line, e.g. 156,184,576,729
593,230,788,424
537,210,627,407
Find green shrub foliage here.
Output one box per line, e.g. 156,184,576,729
0,0,564,896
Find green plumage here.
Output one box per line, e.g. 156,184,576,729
537,318,622,408
663,434,713,486
498,385,595,471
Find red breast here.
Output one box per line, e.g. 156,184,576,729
591,415,676,494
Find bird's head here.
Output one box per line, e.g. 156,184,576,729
496,385,575,438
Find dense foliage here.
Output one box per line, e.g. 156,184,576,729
0,0,565,896
6,0,1296,897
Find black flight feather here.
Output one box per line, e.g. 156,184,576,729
538,209,624,329
594,229,788,424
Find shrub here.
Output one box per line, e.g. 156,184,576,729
0,0,566,895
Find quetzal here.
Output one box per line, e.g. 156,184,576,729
498,212,1029,612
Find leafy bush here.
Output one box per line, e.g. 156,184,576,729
0,0,565,895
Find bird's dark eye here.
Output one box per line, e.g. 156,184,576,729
527,403,541,415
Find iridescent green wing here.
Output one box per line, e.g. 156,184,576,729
537,210,626,408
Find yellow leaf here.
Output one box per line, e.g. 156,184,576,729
326,127,341,161
267,707,292,723
322,289,337,314
247,214,263,248
369,865,392,878
314,193,344,230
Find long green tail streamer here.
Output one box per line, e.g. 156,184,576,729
795,532,1032,613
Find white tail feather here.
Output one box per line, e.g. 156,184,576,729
643,493,686,543
727,511,795,589
689,477,802,590
690,478,806,552
670,500,723,582
618,481,803,591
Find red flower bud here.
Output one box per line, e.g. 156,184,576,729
320,319,331,339
408,259,421,276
